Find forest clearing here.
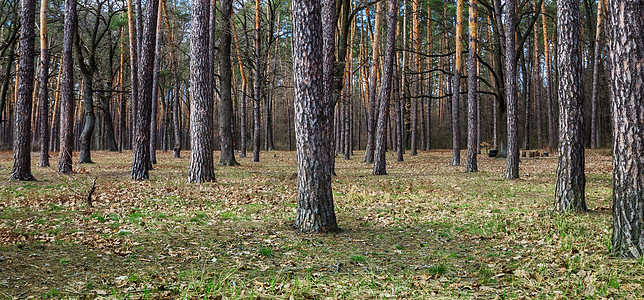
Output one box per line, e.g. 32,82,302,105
2,150,642,299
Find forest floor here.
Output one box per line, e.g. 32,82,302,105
0,149,642,299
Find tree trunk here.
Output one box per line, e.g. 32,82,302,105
554,0,586,212
218,0,239,166
590,0,603,149
232,24,247,157
373,0,398,175
606,0,644,258
452,0,464,166
38,0,50,167
542,1,556,152
292,0,338,233
410,0,419,156
188,0,216,182
466,0,478,173
505,0,519,179
364,1,382,164
58,0,77,174
131,0,159,180
253,0,261,162
534,0,543,148
78,77,95,164
395,62,403,162
10,0,36,181
150,3,163,165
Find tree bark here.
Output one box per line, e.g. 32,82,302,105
150,3,163,165
554,0,586,212
364,1,382,164
253,0,261,162
590,0,603,149
466,0,478,173
10,0,36,181
38,0,50,167
292,0,338,233
505,0,519,179
606,0,644,258
58,0,77,174
188,0,216,183
452,0,464,166
542,1,556,152
410,0,419,156
232,24,247,157
218,0,239,166
373,0,398,175
131,0,159,180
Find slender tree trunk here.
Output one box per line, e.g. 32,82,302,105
127,0,138,150
38,0,50,167
373,0,398,175
590,0,603,149
364,2,382,164
150,3,163,165
425,7,432,151
131,0,159,180
452,0,464,166
232,24,248,157
253,0,261,162
554,0,586,212
119,25,126,152
522,55,530,150
534,1,543,148
10,0,36,181
466,0,478,172
322,0,337,174
410,0,419,156
218,0,239,166
606,0,643,258
542,1,556,152
292,0,338,233
58,0,77,174
505,0,519,179
394,62,403,162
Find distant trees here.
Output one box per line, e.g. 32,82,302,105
292,0,338,233
606,0,643,258
9,0,36,181
554,0,586,212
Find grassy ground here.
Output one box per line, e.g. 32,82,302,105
0,149,642,299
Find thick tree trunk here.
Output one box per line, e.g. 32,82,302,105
126,0,138,151
606,0,643,258
590,0,603,149
218,0,239,166
364,2,382,164
131,0,159,180
10,0,36,181
452,0,464,166
373,0,398,175
504,0,519,179
322,0,337,173
58,0,77,174
554,0,586,212
188,0,216,182
38,0,50,167
292,0,338,233
466,0,478,173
